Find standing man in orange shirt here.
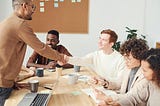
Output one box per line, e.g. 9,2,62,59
0,0,66,105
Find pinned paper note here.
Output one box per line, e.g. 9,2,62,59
72,0,76,2
77,0,81,2
40,2,44,6
40,8,45,12
54,3,58,7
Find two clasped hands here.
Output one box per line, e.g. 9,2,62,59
89,77,115,106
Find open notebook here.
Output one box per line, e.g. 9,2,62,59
17,79,59,106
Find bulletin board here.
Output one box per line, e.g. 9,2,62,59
29,0,89,33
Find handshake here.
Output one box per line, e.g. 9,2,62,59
58,54,70,66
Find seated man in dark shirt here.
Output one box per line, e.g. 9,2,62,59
27,30,73,69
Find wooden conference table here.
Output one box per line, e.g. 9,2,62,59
5,67,100,106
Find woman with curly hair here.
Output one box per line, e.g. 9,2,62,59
94,38,149,106
96,48,160,106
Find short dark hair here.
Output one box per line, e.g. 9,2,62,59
120,38,149,60
100,29,118,44
47,30,59,40
142,48,160,88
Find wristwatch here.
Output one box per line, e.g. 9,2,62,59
103,80,109,88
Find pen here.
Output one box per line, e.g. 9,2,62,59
43,86,52,90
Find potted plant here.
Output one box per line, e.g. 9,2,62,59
112,27,146,51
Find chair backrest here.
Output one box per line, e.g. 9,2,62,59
156,42,160,48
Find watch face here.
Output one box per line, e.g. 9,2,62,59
103,81,109,88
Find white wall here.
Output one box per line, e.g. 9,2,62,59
145,0,160,47
0,0,160,66
0,1,11,21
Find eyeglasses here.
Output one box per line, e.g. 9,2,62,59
27,4,36,11
13,3,36,11
124,54,133,61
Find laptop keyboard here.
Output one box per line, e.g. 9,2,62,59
30,94,50,106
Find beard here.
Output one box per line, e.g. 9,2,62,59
25,15,32,20
25,12,33,20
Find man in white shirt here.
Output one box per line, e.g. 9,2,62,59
66,29,125,83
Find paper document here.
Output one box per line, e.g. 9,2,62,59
81,87,116,103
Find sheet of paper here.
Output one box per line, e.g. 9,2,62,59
81,87,116,103
82,88,100,103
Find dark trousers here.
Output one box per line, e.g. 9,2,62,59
0,87,13,106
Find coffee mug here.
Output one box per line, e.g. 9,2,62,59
36,68,44,77
28,80,39,93
74,65,81,72
68,73,78,85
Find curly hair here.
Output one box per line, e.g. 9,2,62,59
120,38,149,60
142,48,160,88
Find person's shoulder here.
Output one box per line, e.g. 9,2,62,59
85,50,101,58
56,45,69,50
57,45,66,48
11,13,26,23
113,50,123,57
88,50,100,55
113,50,121,54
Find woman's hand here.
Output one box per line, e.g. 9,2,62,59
93,88,106,101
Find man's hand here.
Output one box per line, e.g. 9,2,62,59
45,61,57,69
58,55,70,66
13,82,29,90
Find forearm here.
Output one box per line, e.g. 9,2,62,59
62,63,73,69
68,56,92,66
27,63,46,68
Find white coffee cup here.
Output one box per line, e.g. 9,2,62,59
68,73,78,85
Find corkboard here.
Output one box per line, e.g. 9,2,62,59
29,0,89,33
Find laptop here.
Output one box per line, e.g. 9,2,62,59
17,79,59,106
